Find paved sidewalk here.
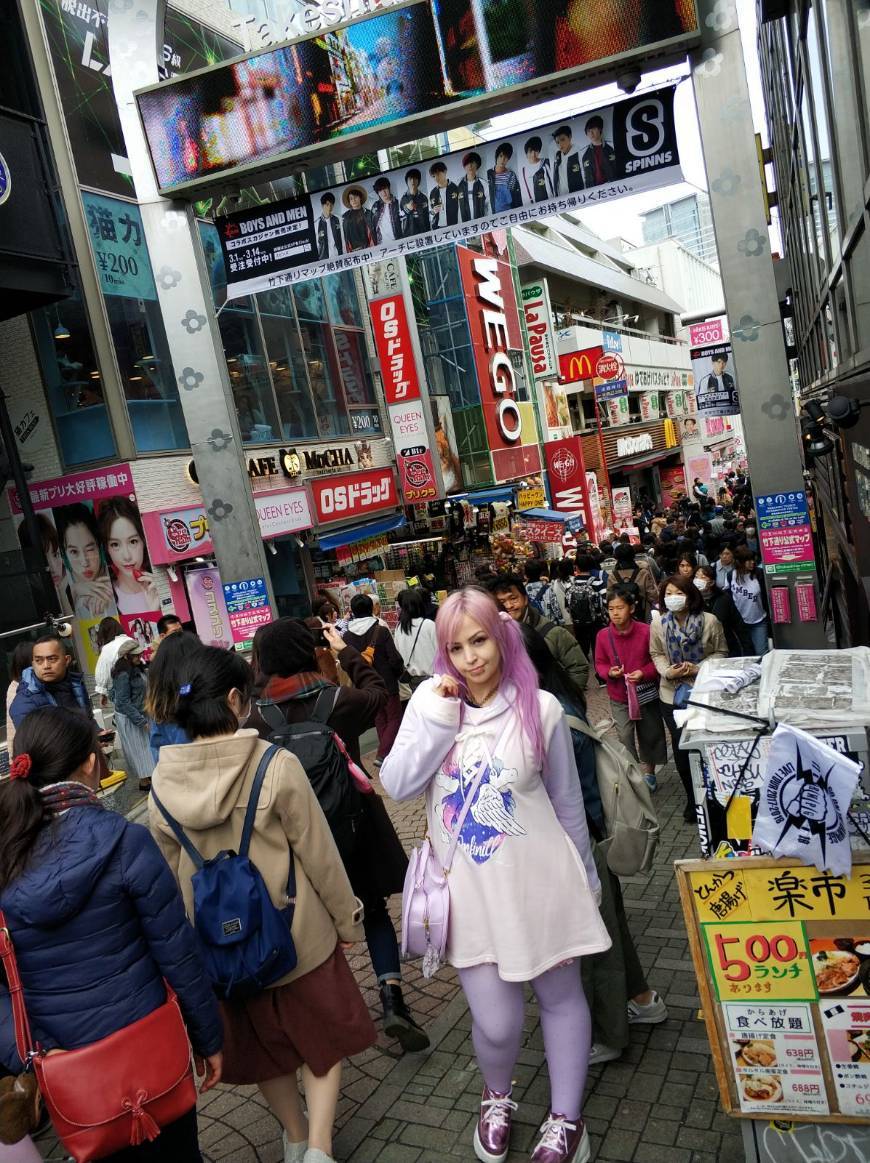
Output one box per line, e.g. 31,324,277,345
34,695,747,1163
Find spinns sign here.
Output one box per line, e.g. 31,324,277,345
136,0,698,196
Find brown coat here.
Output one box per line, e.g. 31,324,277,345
151,730,362,985
607,564,659,614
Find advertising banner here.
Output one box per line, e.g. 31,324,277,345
39,0,241,198
81,193,156,300
430,396,465,495
611,485,632,531
187,565,233,649
309,466,398,524
585,471,604,544
559,346,601,384
659,464,687,507
215,87,684,297
10,464,163,659
689,318,726,347
692,343,740,417
756,490,816,574
520,279,557,379
222,576,273,643
537,381,571,442
544,437,592,532
369,286,440,502
458,246,538,483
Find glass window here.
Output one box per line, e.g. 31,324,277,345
293,279,326,322
849,223,870,357
324,272,363,328
821,0,866,231
299,321,345,438
82,192,189,453
220,303,281,443
798,91,827,271
332,329,376,409
805,8,840,255
856,0,870,127
257,288,319,440
29,278,117,467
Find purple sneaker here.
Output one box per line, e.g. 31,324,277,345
531,1114,590,1163
473,1086,517,1163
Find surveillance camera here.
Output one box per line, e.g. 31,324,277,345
616,70,642,94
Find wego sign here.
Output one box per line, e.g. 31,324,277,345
544,436,594,534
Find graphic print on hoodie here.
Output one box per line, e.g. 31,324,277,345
436,734,525,866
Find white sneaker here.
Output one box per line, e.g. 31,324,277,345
627,991,668,1025
283,1133,307,1163
589,1042,621,1065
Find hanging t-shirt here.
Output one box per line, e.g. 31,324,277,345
730,571,765,625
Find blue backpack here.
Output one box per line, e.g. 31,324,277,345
151,745,297,1000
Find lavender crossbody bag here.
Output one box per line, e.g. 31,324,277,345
401,725,503,978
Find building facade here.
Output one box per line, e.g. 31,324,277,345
757,0,870,645
640,191,719,268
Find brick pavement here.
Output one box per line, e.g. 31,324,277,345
33,690,748,1163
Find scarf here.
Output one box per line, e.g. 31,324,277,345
40,781,102,817
662,611,707,666
262,671,335,703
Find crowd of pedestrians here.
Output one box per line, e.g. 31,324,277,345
0,477,764,1163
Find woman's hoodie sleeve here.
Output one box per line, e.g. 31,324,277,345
120,821,223,1057
380,681,461,802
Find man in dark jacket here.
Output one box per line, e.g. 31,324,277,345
10,633,93,727
490,574,589,700
248,616,429,1054
342,594,405,762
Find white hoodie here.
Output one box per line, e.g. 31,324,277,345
95,635,135,696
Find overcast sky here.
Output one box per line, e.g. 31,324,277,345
483,0,768,249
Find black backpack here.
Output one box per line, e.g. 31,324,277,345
567,579,607,628
614,566,647,620
256,688,363,864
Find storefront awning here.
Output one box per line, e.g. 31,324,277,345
519,508,572,523
317,513,407,552
451,487,517,506
612,448,681,471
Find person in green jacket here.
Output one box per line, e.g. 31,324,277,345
490,573,589,704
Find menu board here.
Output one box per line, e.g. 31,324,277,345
677,857,870,1122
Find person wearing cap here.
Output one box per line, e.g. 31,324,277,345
400,168,430,236
371,176,403,244
110,638,154,791
316,191,343,260
487,141,522,212
458,151,487,221
522,135,553,202
341,186,375,252
552,124,583,195
580,114,618,187
428,160,460,228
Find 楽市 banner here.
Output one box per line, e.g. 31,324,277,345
691,342,741,417
216,86,683,299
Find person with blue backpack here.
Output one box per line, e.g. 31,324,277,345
150,646,375,1163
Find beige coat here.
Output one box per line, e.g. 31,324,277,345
649,612,728,705
150,729,363,985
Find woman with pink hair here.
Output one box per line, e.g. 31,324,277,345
381,588,609,1163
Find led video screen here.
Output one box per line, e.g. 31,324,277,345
136,0,698,195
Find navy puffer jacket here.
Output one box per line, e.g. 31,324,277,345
0,805,221,1071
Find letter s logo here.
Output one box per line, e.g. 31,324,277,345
625,99,665,158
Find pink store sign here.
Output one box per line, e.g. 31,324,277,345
9,463,133,514
759,525,815,567
187,565,233,649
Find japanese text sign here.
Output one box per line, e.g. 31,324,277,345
82,192,157,301
704,921,815,1002
10,463,134,514
222,576,272,643
520,280,557,379
370,293,421,406
309,467,397,525
756,490,816,573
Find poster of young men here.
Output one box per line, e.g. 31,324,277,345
217,87,683,299
692,344,741,417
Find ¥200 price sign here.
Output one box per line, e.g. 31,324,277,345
703,921,816,1001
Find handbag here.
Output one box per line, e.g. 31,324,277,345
0,915,196,1163
401,726,502,978
399,622,427,697
608,630,657,722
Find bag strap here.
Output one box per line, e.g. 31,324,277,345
565,714,602,744
406,621,424,668
310,686,340,725
240,744,281,859
256,699,287,732
151,788,206,871
0,912,35,1066
608,628,622,668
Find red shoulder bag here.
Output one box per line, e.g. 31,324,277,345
0,912,196,1162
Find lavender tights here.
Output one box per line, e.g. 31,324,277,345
458,961,591,1120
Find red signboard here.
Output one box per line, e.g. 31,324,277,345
596,353,625,382
544,437,594,532
521,519,565,544
370,293,422,405
559,346,602,384
457,246,529,481
309,467,397,525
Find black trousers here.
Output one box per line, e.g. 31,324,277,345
104,1109,202,1162
661,702,694,810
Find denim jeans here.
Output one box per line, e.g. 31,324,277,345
363,895,401,983
746,619,770,656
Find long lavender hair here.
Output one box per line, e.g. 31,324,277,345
434,587,545,767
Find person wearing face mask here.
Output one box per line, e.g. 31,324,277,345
694,566,742,656
650,576,727,822
151,646,376,1163
742,521,759,556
